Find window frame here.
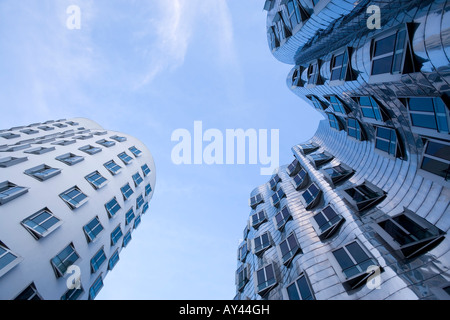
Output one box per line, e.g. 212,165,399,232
55,153,85,166
286,158,301,176
270,187,286,208
120,183,134,201
249,193,264,209
307,151,334,169
251,209,267,229
301,182,322,210
0,156,28,168
104,160,122,175
329,47,353,84
268,174,281,191
21,208,62,240
310,204,345,240
236,263,251,292
50,243,80,278
59,186,88,210
90,247,106,274
79,145,102,155
237,240,249,262
83,216,104,243
0,242,23,278
284,272,315,300
105,197,121,218
128,146,142,158
111,225,123,246
254,262,277,297
89,274,103,300
118,152,133,165
277,231,301,266
374,125,403,159
298,142,319,155
341,180,386,214
418,138,450,185
85,171,108,190
291,167,309,190
347,117,365,141
252,231,272,256
321,163,355,188
273,205,292,231
0,181,29,205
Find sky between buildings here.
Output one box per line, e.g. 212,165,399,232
0,0,323,299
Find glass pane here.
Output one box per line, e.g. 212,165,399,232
408,98,434,112
426,141,450,161
372,56,393,75
297,276,313,300
374,34,396,56
346,242,370,264
410,113,437,130
287,283,301,300
333,248,354,270
265,265,274,280
0,252,17,270
376,139,390,153
313,212,328,229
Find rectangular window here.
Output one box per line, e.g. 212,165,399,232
322,164,354,187
236,264,250,292
327,113,342,131
90,248,106,273
66,121,79,126
307,61,321,86
79,145,102,155
375,126,399,157
142,202,149,214
347,118,363,140
52,139,76,146
286,158,300,176
0,181,29,205
253,231,271,255
136,194,144,209
21,129,39,135
330,50,349,81
238,241,248,262
0,132,20,139
342,182,386,213
108,249,120,270
145,183,152,196
83,217,104,242
24,164,61,182
308,152,333,168
21,208,62,240
271,187,285,207
134,214,141,229
279,232,301,265
89,274,103,300
308,95,327,110
371,29,408,76
301,183,321,209
121,183,134,200
38,125,54,131
299,143,319,155
420,139,450,181
118,152,133,165
359,96,384,121
142,164,151,177
286,273,315,300
312,205,344,239
110,135,127,142
104,160,122,175
56,153,84,166
111,225,123,246
61,287,84,301
292,168,308,190
25,146,56,155
269,174,281,190
328,96,348,114
251,210,267,229
123,230,132,247
85,171,108,189
15,283,42,300
274,206,292,231
53,123,68,128
105,197,121,218
249,193,264,208
132,172,144,187
407,97,449,135
51,243,80,278
59,186,88,209
129,146,142,157
256,263,277,296
125,208,135,225
96,139,116,148
0,243,21,277
0,157,28,168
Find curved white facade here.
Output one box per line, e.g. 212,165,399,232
0,118,156,300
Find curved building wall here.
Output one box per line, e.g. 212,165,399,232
0,118,156,300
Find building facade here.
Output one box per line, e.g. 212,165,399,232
235,0,450,300
0,118,156,300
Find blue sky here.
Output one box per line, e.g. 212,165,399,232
0,0,322,299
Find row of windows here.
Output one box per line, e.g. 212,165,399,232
0,120,81,140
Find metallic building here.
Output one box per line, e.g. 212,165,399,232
0,118,156,300
235,0,450,300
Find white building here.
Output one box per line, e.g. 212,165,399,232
0,118,156,300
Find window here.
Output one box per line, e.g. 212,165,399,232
85,171,108,189
286,273,315,300
371,27,414,77
0,156,27,168
21,208,62,240
142,202,149,214
251,210,267,229
269,174,281,190
268,26,279,51
308,151,334,169
301,183,322,210
123,230,132,247
118,152,133,165
263,0,274,11
142,164,151,177
134,214,141,229
373,209,445,259
253,231,272,255
307,61,322,86
136,194,144,209
132,172,144,187
321,163,354,187
56,153,84,166
420,139,450,181
79,145,102,155
25,164,61,181
327,113,343,131
111,225,123,246
375,126,402,158
73,134,93,140
0,132,20,139
278,232,301,266
53,123,68,128
110,135,127,142
238,240,249,262
292,168,309,190
271,187,286,208
35,137,56,144
66,121,79,126
236,264,251,292
291,66,305,88
51,139,76,146
284,0,309,29
108,249,120,270
255,263,277,296
59,186,88,209
331,240,380,290
15,283,42,300
21,129,39,135
93,131,107,136
38,125,54,131
299,142,319,155
358,96,386,122
327,96,349,114
0,144,31,152
83,217,104,243
145,183,152,196
406,97,449,136
89,274,103,300
120,183,134,200
273,206,292,231
311,205,345,240
347,118,364,140
129,146,142,157
307,95,328,110
105,197,121,218
51,243,80,278
330,49,352,82
272,11,291,43
61,287,84,301
249,193,264,209
90,248,106,273
24,146,56,155
104,160,122,175
286,158,300,176
0,242,22,277
342,181,386,213
125,208,135,225
0,181,28,205
96,139,115,148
